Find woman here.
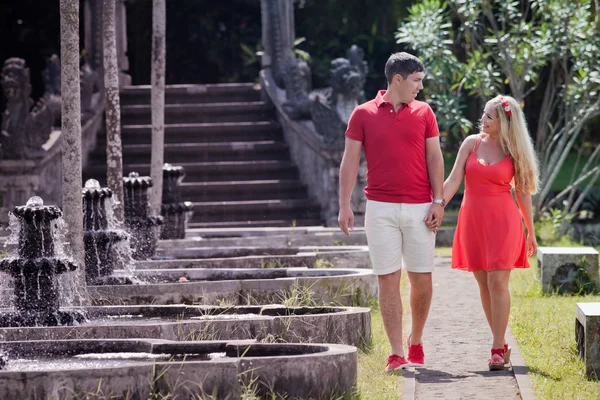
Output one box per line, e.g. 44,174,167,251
441,95,539,370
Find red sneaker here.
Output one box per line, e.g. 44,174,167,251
407,335,425,367
384,354,409,374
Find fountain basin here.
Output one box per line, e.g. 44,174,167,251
0,339,356,399
137,248,372,270
88,268,377,307
161,226,369,248
0,305,371,347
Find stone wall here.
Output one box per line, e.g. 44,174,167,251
261,69,361,226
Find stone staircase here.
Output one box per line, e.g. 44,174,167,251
83,83,322,228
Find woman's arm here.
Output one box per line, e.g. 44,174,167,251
515,190,538,257
443,135,477,205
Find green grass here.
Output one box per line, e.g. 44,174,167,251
356,274,412,399
510,255,600,400
357,307,403,399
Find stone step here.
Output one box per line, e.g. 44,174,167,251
180,180,308,201
120,101,273,124
188,219,323,228
83,160,300,184
89,141,291,164
120,83,261,105
190,199,321,223
95,122,282,145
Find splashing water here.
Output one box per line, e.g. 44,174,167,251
25,196,43,207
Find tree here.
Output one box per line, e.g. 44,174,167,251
103,0,125,221
149,0,166,217
60,0,87,305
396,0,600,215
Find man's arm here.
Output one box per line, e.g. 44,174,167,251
338,138,362,236
425,136,445,229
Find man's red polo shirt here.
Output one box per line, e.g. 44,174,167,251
345,90,439,204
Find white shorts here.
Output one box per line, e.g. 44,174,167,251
365,200,435,275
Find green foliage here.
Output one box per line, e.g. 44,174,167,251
397,0,600,213
396,0,473,145
534,208,575,246
295,0,415,97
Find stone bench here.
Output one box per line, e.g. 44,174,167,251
576,303,600,379
537,247,599,293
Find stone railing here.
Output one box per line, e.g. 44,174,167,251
0,57,104,224
260,69,365,226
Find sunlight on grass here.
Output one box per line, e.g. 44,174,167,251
357,307,402,399
510,255,600,400
356,272,411,398
435,247,452,257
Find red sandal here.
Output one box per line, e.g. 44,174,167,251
489,348,505,371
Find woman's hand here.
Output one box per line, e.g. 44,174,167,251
527,234,537,258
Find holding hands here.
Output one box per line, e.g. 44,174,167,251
424,202,444,232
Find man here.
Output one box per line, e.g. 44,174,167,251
338,52,444,373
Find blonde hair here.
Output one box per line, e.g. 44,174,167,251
488,95,539,194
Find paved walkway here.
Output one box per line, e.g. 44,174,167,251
403,257,533,399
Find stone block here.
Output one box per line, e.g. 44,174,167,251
537,247,599,293
576,302,600,379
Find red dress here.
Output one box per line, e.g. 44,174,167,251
451,136,529,271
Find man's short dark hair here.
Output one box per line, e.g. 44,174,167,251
384,52,424,83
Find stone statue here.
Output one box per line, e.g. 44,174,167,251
80,61,99,123
264,0,312,119
308,48,366,150
308,47,368,214
42,54,62,127
0,58,53,159
346,45,368,104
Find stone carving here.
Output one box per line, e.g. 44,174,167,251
42,54,62,127
82,179,132,285
0,196,84,327
346,45,368,104
123,172,164,260
80,61,99,123
281,57,312,119
40,56,100,125
161,164,194,240
264,0,312,119
308,47,367,151
0,58,53,159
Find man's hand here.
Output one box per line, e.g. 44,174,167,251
423,203,444,232
338,207,355,237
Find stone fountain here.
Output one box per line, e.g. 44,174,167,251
82,179,133,285
0,196,84,327
161,164,193,240
123,172,163,260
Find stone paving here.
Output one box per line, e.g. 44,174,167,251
408,257,526,400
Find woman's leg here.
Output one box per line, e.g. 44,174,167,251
487,270,511,349
472,270,492,332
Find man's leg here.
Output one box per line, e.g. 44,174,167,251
378,269,404,356
400,203,436,348
407,271,432,345
364,200,404,358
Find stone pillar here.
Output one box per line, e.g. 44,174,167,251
149,0,166,218
103,0,125,222
60,0,88,306
260,0,296,69
84,0,104,74
116,0,132,86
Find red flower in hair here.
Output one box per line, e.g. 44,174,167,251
499,96,511,117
